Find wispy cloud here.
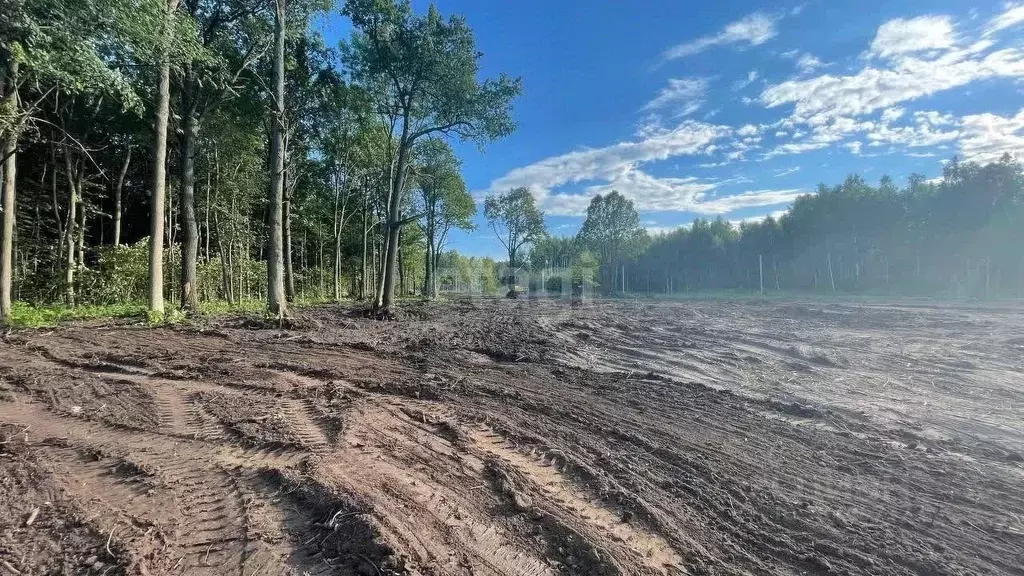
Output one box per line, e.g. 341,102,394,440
984,2,1024,36
732,70,760,91
642,77,709,117
759,13,1024,160
482,120,730,213
645,224,687,236
729,209,789,228
774,166,801,177
796,53,825,73
762,34,1024,125
866,15,957,59
958,108,1024,162
663,12,780,61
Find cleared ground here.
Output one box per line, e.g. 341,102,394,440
0,297,1022,575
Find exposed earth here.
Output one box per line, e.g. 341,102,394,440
1,297,1022,575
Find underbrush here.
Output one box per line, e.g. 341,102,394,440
8,302,148,328
7,297,345,329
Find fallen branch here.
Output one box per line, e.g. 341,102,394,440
105,528,117,559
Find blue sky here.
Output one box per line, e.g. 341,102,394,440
320,1,1024,258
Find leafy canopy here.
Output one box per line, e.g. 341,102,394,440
340,0,522,144
484,187,545,266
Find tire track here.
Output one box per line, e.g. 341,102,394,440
326,403,557,576
278,397,331,453
470,427,685,576
0,399,326,575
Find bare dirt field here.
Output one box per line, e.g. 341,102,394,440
1,297,1022,575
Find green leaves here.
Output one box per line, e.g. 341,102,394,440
341,0,521,146
484,187,545,267
2,0,208,115
578,191,645,260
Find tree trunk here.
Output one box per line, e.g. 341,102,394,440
423,242,433,298
284,189,295,302
62,151,77,307
397,226,405,297
377,114,411,313
203,154,211,260
0,55,17,323
360,187,368,300
75,190,85,267
827,252,837,293
333,175,346,301
148,0,179,316
178,79,200,311
266,0,288,317
50,145,63,271
113,145,131,246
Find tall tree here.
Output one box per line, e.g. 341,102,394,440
0,0,165,322
148,0,183,317
341,0,521,315
0,51,19,322
266,0,288,317
413,139,473,298
577,191,645,293
175,0,265,312
484,186,544,296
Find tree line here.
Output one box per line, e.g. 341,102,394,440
0,0,521,324
531,155,1024,299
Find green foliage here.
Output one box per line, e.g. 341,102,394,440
435,251,499,294
79,240,151,304
8,301,146,328
617,155,1023,297
577,191,647,293
484,187,545,267
4,0,203,116
571,249,599,286
341,0,522,145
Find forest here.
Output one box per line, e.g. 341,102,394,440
2,0,1022,329
0,0,520,325
533,155,1024,299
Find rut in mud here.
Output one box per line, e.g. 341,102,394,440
1,297,1023,575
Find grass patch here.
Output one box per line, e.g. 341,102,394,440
8,302,148,328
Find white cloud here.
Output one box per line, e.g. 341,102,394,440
729,209,789,228
913,110,957,126
663,12,779,60
865,110,960,148
642,77,709,117
540,168,803,217
698,189,805,213
736,124,760,137
958,108,1024,162
571,168,717,214
796,53,825,73
646,224,687,236
733,70,760,91
483,120,734,215
765,116,875,157
844,141,863,154
985,3,1024,36
774,166,801,177
881,107,905,123
867,15,957,60
761,42,1024,124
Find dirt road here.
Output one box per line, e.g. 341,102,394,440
1,297,1022,575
